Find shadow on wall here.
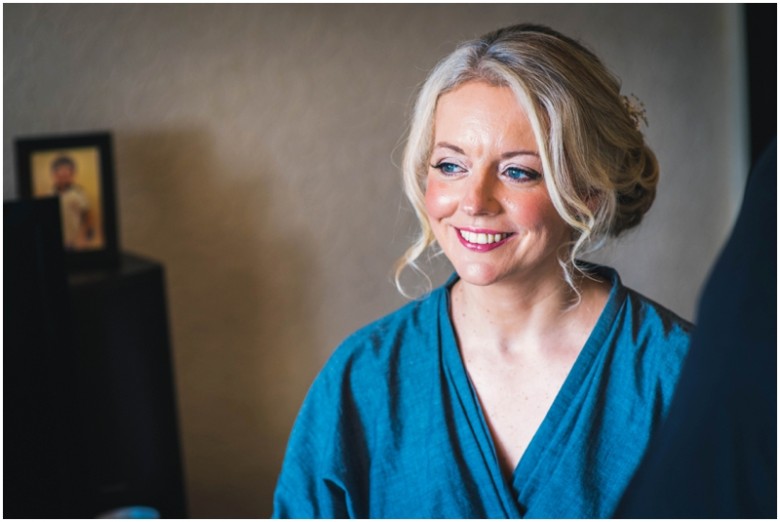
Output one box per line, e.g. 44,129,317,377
118,128,321,517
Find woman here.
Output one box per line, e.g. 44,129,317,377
273,24,691,518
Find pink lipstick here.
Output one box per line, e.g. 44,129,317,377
455,227,514,252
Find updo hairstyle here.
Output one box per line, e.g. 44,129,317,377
395,24,659,296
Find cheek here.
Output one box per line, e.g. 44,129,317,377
424,177,458,221
503,192,565,230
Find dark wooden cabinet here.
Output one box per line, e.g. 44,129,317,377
66,254,187,518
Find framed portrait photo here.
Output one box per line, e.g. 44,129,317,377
15,132,120,271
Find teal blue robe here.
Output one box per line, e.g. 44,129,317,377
273,265,692,518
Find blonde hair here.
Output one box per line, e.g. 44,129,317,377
394,24,658,297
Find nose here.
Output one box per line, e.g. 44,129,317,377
460,170,500,216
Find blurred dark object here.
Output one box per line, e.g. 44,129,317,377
5,197,79,517
615,140,777,518
67,253,188,518
4,199,186,518
746,3,776,164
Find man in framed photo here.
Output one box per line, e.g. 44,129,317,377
50,155,94,250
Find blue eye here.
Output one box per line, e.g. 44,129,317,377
431,162,465,176
504,166,541,182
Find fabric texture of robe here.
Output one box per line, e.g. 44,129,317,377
273,265,692,518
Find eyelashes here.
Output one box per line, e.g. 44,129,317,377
430,162,541,183
503,166,541,182
430,162,466,176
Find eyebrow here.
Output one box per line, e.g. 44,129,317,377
433,142,466,155
433,142,540,159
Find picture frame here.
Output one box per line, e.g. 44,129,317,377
15,131,120,271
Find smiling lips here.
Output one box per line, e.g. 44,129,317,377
456,227,514,252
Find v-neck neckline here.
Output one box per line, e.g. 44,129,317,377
439,265,626,515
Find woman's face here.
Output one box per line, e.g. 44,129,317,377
425,81,571,288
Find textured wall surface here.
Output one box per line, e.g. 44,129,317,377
4,4,746,517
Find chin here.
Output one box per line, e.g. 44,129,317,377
454,263,506,287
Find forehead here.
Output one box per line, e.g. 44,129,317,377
433,81,536,147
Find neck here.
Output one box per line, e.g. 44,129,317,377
450,265,597,354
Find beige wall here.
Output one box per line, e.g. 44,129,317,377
4,4,747,517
